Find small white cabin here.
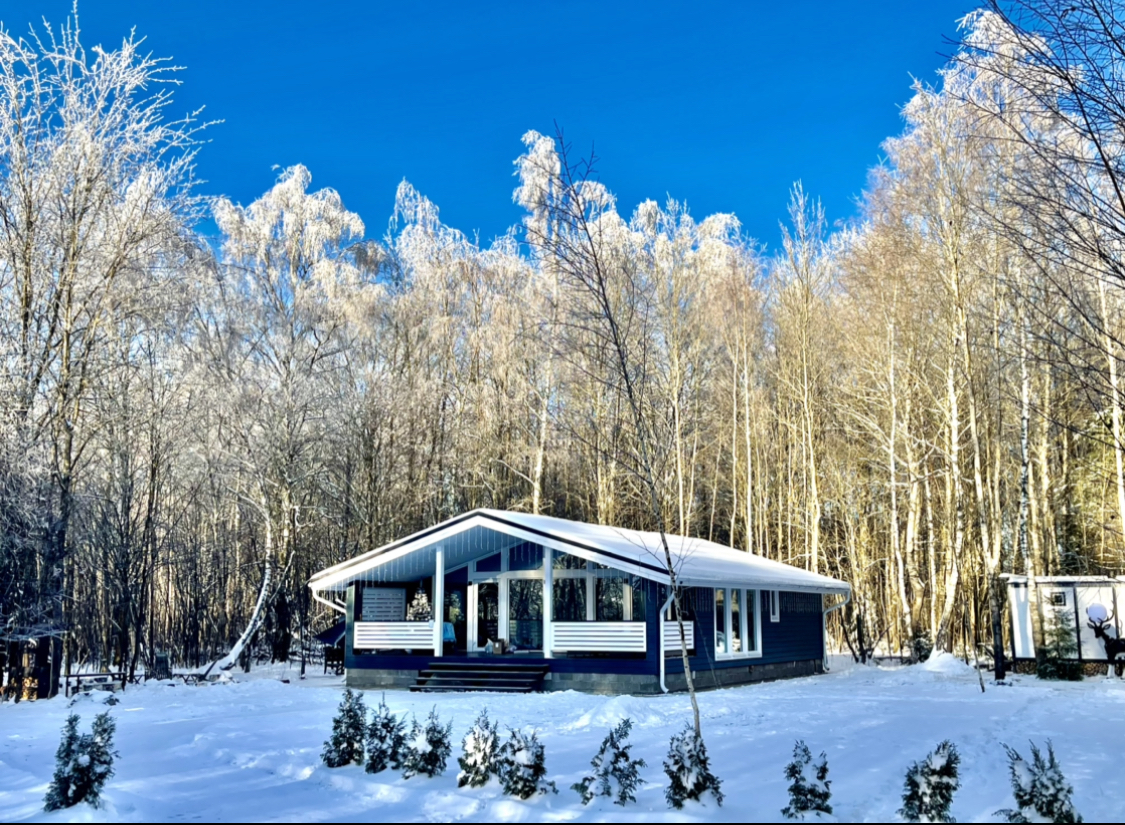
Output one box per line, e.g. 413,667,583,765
1004,575,1125,661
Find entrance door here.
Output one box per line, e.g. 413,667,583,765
476,582,499,649
508,579,543,651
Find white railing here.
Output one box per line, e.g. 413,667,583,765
354,621,435,650
552,622,647,653
663,621,695,652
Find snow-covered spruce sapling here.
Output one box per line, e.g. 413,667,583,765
997,742,1082,824
365,694,406,774
573,717,647,806
457,708,502,788
899,740,960,823
499,728,558,799
322,688,367,768
663,725,723,809
44,712,118,811
781,740,832,820
402,707,453,779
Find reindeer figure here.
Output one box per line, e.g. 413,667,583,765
1087,610,1125,678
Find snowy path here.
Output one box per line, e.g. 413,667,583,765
2,655,1123,822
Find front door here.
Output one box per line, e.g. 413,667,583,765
476,582,499,649
508,579,543,651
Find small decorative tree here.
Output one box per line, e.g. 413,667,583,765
997,742,1082,824
573,718,647,806
458,708,502,788
899,740,960,823
781,740,832,820
322,689,367,768
44,712,118,811
407,589,433,622
664,725,723,809
499,728,557,799
1037,605,1082,681
365,694,405,774
402,707,453,779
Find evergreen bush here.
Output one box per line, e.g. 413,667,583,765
322,689,367,768
781,740,832,820
573,717,646,806
402,707,453,779
1037,606,1083,681
899,740,960,823
663,725,723,809
457,708,502,788
365,694,405,774
911,630,934,664
44,712,117,811
997,742,1082,823
498,727,557,799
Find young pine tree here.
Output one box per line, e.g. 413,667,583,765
322,689,367,768
499,728,557,799
402,707,453,779
998,742,1082,824
899,740,960,823
365,694,406,774
458,708,502,788
44,712,118,811
663,725,723,809
782,740,832,820
573,718,647,806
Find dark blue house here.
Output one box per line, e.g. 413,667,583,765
308,510,850,694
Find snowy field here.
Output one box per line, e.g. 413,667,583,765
1,654,1122,823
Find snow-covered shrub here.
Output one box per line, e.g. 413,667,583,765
911,630,934,664
573,717,647,806
499,728,557,799
997,742,1082,824
365,694,405,774
407,589,432,622
322,689,367,768
899,740,959,823
457,708,502,788
402,707,453,779
663,725,723,809
782,740,832,820
44,712,117,811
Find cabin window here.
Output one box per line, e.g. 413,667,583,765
508,544,543,571
475,552,502,573
715,587,762,659
770,590,781,622
1051,592,1067,607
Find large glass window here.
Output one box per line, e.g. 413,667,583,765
553,552,588,570
730,589,742,653
508,580,543,650
597,578,625,621
553,578,587,621
508,544,543,571
715,588,727,655
714,587,760,658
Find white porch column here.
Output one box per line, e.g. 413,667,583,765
543,547,553,658
432,546,445,657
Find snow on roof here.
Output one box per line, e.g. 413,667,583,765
309,509,850,596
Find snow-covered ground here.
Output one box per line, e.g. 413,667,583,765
1,654,1122,822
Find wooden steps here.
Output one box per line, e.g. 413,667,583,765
410,661,549,693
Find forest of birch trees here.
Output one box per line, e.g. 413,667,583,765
5,0,1125,686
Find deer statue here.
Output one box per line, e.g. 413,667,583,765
1087,608,1125,678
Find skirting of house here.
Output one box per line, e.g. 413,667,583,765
665,658,823,693
346,668,420,690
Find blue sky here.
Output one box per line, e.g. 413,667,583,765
3,0,978,250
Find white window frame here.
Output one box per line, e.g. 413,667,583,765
769,590,781,622
714,587,763,660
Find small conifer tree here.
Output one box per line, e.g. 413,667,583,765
899,740,960,823
457,708,502,788
498,727,557,799
573,718,647,806
322,689,367,768
1038,606,1083,681
402,707,453,778
365,694,405,774
997,742,1082,824
663,725,723,809
781,740,832,820
44,712,117,811
407,590,432,622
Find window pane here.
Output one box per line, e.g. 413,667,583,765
597,578,625,621
553,578,586,621
631,580,647,621
715,588,727,655
730,589,742,653
508,580,543,650
746,590,757,651
553,552,587,570
475,552,501,573
508,543,543,571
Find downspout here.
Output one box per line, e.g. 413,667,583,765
660,589,675,694
822,589,851,672
312,586,347,615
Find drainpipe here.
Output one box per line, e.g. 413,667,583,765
822,590,851,671
660,589,675,693
312,587,347,615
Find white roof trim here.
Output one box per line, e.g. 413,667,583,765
308,509,851,596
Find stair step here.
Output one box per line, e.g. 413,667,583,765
411,659,549,693
418,669,544,679
410,684,534,693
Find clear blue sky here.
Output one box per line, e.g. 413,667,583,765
3,0,978,250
